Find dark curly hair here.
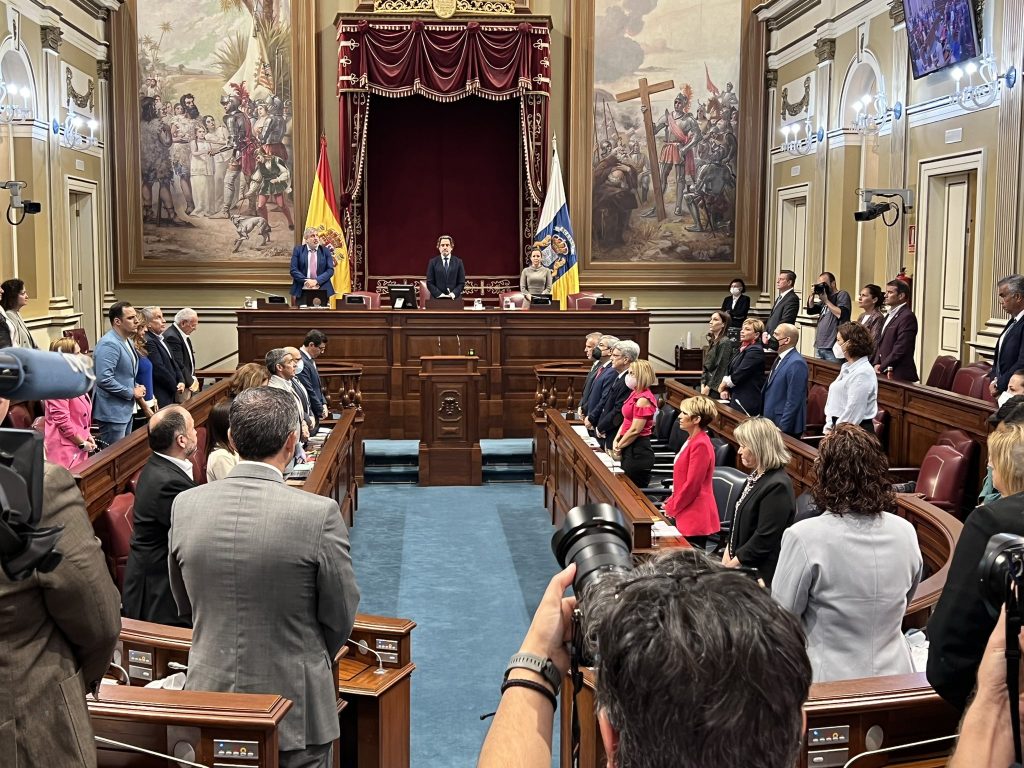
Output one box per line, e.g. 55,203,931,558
837,321,874,360
812,423,894,517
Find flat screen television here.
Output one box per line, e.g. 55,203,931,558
390,284,417,309
903,0,980,79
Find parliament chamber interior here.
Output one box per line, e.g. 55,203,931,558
1,0,1023,766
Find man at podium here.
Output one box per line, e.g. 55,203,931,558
290,227,335,301
426,234,465,299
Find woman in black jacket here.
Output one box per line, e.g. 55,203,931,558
718,318,765,416
724,416,796,585
721,278,750,343
700,310,733,396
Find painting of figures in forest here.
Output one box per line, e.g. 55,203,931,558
591,0,741,263
136,0,293,261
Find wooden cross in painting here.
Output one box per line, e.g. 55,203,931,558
615,78,675,221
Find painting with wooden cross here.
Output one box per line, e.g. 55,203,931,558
590,0,741,264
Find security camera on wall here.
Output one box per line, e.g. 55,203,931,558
853,188,913,225
1,180,42,225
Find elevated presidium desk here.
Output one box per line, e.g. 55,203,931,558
237,308,651,439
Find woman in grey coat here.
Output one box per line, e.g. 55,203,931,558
700,310,733,395
773,424,922,682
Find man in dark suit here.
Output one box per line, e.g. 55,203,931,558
290,227,336,300
426,234,466,299
583,336,619,433
164,308,200,398
142,306,185,408
122,406,198,627
297,329,329,429
762,270,800,351
761,323,809,437
577,331,604,418
989,274,1024,397
872,279,919,382
596,340,639,448
170,387,359,768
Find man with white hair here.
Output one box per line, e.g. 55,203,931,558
595,340,641,449
164,308,199,399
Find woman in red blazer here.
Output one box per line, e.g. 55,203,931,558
44,338,95,470
663,395,720,548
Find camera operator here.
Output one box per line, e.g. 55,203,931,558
805,272,852,362
0,462,121,765
477,549,812,768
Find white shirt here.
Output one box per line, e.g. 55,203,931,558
879,303,905,335
173,324,196,371
776,287,794,304
236,459,284,481
823,356,878,430
154,451,195,481
997,309,1024,354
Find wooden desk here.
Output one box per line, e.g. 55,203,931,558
119,615,416,768
236,308,651,439
541,409,683,553
91,685,291,768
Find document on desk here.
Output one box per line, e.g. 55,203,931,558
651,520,680,538
572,425,590,438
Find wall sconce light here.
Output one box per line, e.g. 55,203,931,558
851,92,902,136
0,79,32,124
59,100,98,149
780,117,825,157
949,47,1016,111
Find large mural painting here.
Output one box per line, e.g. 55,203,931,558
591,0,741,264
135,0,293,262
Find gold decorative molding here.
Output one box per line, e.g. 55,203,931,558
66,67,96,110
372,0,518,15
814,37,835,63
96,60,112,81
40,25,62,53
887,0,905,24
766,69,778,90
780,76,811,117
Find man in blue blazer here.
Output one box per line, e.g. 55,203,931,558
761,323,808,438
990,275,1024,397
425,234,466,299
290,228,335,300
93,301,145,446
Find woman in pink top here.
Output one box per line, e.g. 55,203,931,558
611,359,657,487
44,337,95,470
663,395,720,549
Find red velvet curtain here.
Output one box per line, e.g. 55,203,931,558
336,17,550,294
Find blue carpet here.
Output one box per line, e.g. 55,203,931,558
350,483,559,767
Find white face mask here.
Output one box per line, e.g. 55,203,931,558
625,373,638,390
294,360,304,375
832,341,845,359
730,287,741,297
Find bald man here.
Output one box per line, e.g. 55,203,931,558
761,323,809,437
122,406,199,627
285,346,316,437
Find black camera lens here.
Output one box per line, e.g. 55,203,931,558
978,533,1024,617
551,503,633,597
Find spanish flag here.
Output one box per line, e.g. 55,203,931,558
305,135,351,305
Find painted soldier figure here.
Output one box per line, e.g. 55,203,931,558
218,93,257,218
648,91,702,217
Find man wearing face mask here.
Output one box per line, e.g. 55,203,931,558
583,335,618,429
761,324,809,438
595,340,641,449
577,331,604,419
805,272,852,361
122,406,198,627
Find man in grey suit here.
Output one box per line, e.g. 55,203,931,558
169,387,360,768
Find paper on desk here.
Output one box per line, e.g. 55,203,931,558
651,520,680,538
292,462,314,471
572,425,589,437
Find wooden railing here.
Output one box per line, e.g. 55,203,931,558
318,362,364,419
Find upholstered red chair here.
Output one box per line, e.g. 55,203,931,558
417,280,429,309
499,291,527,309
935,428,977,461
913,446,970,513
804,384,829,435
925,355,961,391
567,292,603,309
872,408,889,445
93,492,135,590
127,466,145,494
31,416,44,434
189,425,209,485
62,328,91,354
951,366,996,403
6,403,33,430
342,291,381,309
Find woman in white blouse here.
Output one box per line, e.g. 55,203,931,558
823,322,877,433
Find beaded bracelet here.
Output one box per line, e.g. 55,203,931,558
500,677,557,711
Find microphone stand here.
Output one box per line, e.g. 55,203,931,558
347,639,389,676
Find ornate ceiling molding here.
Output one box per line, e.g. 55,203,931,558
814,37,835,63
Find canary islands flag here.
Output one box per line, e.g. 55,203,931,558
305,135,351,305
534,140,578,309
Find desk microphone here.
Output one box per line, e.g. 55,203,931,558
437,335,442,353
347,639,389,675
94,736,206,768
456,334,462,356
731,396,751,417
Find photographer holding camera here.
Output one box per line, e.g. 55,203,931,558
805,272,852,362
477,547,812,768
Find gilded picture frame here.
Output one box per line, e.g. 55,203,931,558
108,0,317,285
567,1,767,290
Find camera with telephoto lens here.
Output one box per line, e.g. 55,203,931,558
813,282,829,295
552,503,634,599
979,533,1024,617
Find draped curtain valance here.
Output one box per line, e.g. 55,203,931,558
338,19,551,101
336,17,551,292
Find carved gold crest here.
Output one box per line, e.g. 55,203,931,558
434,0,456,17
